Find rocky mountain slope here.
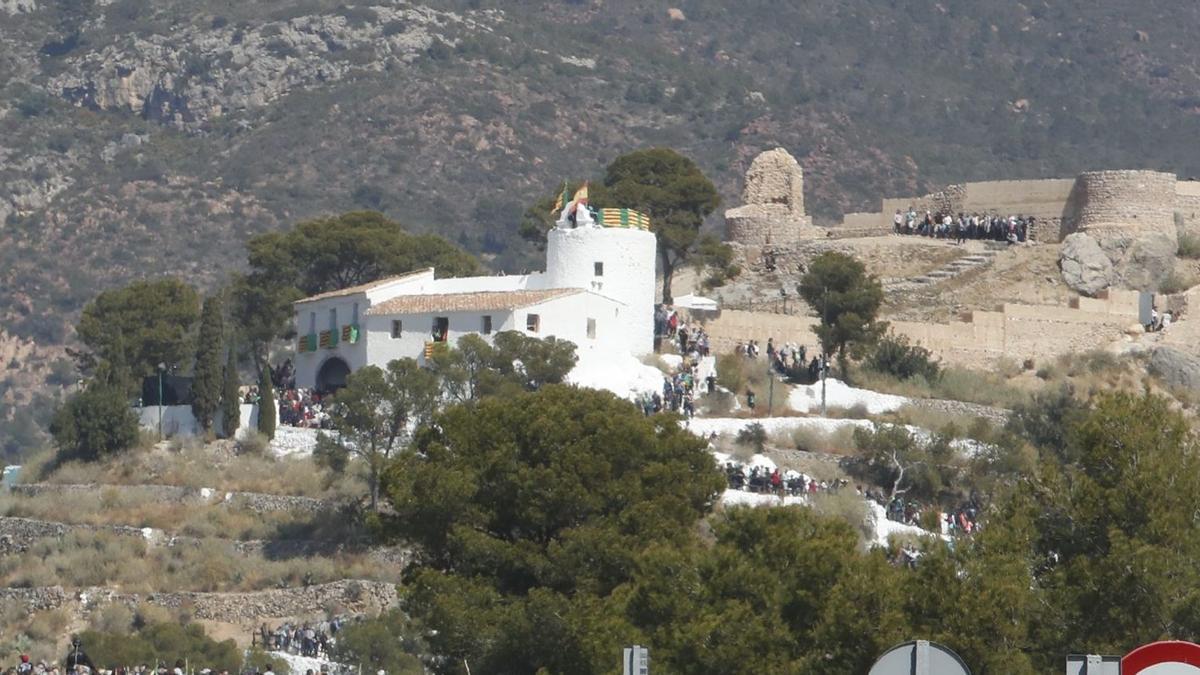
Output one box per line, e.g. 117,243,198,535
4,0,1200,455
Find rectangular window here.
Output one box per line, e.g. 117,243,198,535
586,318,597,339
594,261,604,276
391,320,403,339
526,313,540,333
481,315,493,335
329,308,337,333
432,317,449,342
352,302,359,325
309,312,316,334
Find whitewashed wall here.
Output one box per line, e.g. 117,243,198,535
137,403,260,439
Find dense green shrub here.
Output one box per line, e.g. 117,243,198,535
50,385,139,462
866,334,941,382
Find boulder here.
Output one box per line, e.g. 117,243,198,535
1148,346,1200,394
1098,230,1178,291
1059,233,1113,295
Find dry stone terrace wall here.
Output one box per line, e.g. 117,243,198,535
8,483,337,514
0,580,399,621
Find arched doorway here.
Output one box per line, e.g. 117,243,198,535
316,357,351,394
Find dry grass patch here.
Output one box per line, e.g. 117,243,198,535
0,490,353,541
27,444,367,501
0,531,400,593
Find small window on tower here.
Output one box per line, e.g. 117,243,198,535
481,315,493,335
594,261,604,276
526,314,540,333
586,318,596,339
391,320,403,338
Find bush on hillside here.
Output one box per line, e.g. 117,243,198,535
865,334,941,382
736,422,768,454
1177,232,1200,259
77,623,247,672
49,385,139,462
331,611,426,675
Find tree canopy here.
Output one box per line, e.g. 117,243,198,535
797,251,884,369
49,383,139,462
383,385,724,674
74,278,200,390
326,358,439,510
601,148,721,303
233,211,484,368
246,211,483,297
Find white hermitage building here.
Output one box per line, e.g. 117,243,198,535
292,205,658,391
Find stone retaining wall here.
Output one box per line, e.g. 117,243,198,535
902,398,1010,425
0,580,398,622
9,483,336,513
694,290,1142,368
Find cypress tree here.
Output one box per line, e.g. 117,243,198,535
220,344,241,439
258,365,276,440
190,295,224,433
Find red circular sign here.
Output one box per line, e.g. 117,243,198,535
1123,641,1200,674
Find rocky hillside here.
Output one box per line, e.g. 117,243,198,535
4,0,1200,454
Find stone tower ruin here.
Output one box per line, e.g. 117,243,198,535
724,148,819,246
1059,170,1179,294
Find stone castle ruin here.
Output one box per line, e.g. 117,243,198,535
1059,170,1179,295
724,149,1198,295
724,148,821,246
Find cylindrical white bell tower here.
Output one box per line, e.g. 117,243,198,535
544,225,657,355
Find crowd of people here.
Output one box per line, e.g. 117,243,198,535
656,305,713,358
254,618,349,659
638,357,715,417
872,492,982,538
721,461,849,497
735,337,826,385
893,209,1034,244
7,642,248,675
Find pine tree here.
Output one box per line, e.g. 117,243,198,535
220,343,241,439
190,295,224,433
258,365,276,440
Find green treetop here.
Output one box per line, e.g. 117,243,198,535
797,251,884,374
190,294,225,433
383,385,724,674
601,148,721,304
74,278,200,392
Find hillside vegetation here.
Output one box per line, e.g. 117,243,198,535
3,0,1200,450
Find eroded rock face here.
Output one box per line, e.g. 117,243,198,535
0,0,37,15
1149,346,1200,394
45,6,491,126
1060,232,1114,296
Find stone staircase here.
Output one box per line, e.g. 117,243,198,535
885,245,1003,292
